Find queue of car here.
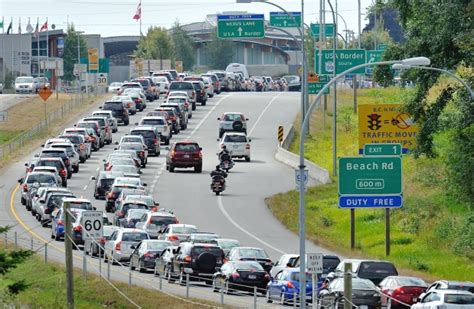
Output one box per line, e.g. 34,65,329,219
15,67,472,308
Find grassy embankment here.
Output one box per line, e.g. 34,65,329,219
266,86,473,281
0,246,226,308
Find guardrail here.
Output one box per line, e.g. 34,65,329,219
0,92,94,160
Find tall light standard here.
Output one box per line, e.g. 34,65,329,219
392,64,474,99
296,56,430,307
76,30,84,99
236,0,308,306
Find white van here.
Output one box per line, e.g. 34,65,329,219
226,63,249,79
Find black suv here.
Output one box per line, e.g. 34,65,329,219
129,126,161,156
168,242,225,285
191,81,207,106
102,101,129,125
92,171,119,200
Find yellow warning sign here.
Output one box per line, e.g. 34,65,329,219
278,126,284,143
358,104,418,154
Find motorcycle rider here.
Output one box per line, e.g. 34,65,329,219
211,165,227,179
218,145,231,162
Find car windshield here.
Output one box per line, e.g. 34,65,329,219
110,82,122,87
290,272,312,282
85,118,105,127
238,248,269,259
172,226,197,234
175,143,199,151
27,174,56,184
100,178,115,188
115,178,140,186
61,135,82,144
77,123,96,130
142,119,165,126
122,84,141,89
224,135,247,143
170,82,193,90
37,160,63,169
110,159,135,166
70,202,93,210
132,80,148,87
103,226,118,237
111,165,137,174
17,77,34,83
284,76,299,82
130,130,156,139
444,294,474,304
353,279,377,290
358,262,397,278
128,209,149,219
121,137,142,144
122,232,148,242
233,261,263,270
103,102,123,110
217,240,240,249
447,284,474,293
123,203,148,215
396,277,427,287
223,114,244,121
146,241,171,251
150,216,177,226
48,194,73,206
168,98,186,103
120,144,143,151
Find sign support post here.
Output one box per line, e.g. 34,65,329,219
386,208,390,256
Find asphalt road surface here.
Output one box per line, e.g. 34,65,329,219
0,91,337,308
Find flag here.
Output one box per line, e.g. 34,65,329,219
133,1,141,21
34,18,39,38
40,19,48,31
26,17,33,33
6,18,12,34
18,17,21,34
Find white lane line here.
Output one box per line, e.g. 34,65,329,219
188,94,232,138
218,195,285,255
96,166,100,172
248,92,282,136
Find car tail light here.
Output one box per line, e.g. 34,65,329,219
264,273,270,280
105,127,109,133
198,151,202,158
107,192,116,200
140,151,145,157
118,211,124,218
154,139,158,145
245,144,250,150
231,272,240,279
60,169,67,177
287,281,295,288
115,241,121,251
201,90,204,95
22,184,28,192
170,150,176,158
184,102,189,109
172,115,177,121
168,235,178,241
57,219,64,225
100,237,106,245
184,255,192,263
143,252,153,258
73,225,82,232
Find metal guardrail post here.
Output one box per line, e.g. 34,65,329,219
30,237,33,250
14,231,17,250
254,286,258,309
186,274,190,298
44,242,48,264
128,264,132,287
107,259,110,281
293,292,297,308
83,247,87,281
159,274,162,290
220,284,224,305
98,252,102,274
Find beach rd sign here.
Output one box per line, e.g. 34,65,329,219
270,12,301,27
315,49,366,74
338,156,402,195
217,14,265,39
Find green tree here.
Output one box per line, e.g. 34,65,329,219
382,0,473,201
205,30,234,70
62,24,87,81
135,26,173,70
171,21,195,71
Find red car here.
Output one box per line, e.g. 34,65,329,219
166,141,202,173
379,276,427,309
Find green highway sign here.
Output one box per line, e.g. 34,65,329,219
378,43,387,51
310,23,335,38
217,14,265,39
363,143,402,156
339,156,402,195
367,50,383,63
270,12,301,27
308,74,330,94
315,49,366,74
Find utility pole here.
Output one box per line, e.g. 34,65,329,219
64,201,75,309
344,263,352,309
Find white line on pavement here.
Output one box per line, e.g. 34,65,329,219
248,92,282,136
188,93,232,138
217,195,285,255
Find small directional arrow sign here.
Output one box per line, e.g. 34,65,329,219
269,12,301,28
237,27,243,36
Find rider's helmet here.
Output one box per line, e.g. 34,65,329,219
215,165,221,170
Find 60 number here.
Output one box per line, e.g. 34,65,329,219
84,219,101,231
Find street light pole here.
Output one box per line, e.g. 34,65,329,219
328,0,337,177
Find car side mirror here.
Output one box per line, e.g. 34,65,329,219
286,262,293,267
217,118,221,121
114,141,119,145
24,163,28,166
135,123,138,125
130,245,136,250
114,148,117,150
90,176,96,180
248,139,252,142
143,183,147,187
215,267,221,272
102,159,106,162
93,207,97,210
199,147,202,151
41,144,45,147
98,106,102,109
34,154,39,157
246,118,249,121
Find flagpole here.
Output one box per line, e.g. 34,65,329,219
37,18,40,77
140,1,142,36
10,17,14,78
17,17,20,76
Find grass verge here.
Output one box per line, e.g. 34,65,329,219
0,246,227,308
267,87,473,281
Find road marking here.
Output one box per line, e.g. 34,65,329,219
188,94,232,138
248,92,282,136
217,195,285,255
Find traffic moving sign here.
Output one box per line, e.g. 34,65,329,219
269,12,301,27
338,157,402,195
315,49,366,74
217,14,265,39
358,104,418,154
81,211,103,240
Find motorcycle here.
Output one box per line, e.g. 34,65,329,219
210,174,226,195
218,152,234,172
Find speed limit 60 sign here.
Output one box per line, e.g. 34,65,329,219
81,211,103,240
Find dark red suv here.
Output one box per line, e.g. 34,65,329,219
166,141,202,173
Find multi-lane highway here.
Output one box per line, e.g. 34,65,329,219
0,91,336,307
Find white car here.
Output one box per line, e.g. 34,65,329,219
104,228,150,263
118,135,146,148
202,77,214,98
92,110,118,133
152,76,170,94
157,224,198,245
166,96,192,119
15,76,36,94
219,132,251,162
107,82,123,93
412,290,473,309
112,177,146,189
138,116,171,145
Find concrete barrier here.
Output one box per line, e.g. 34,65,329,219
275,125,331,185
